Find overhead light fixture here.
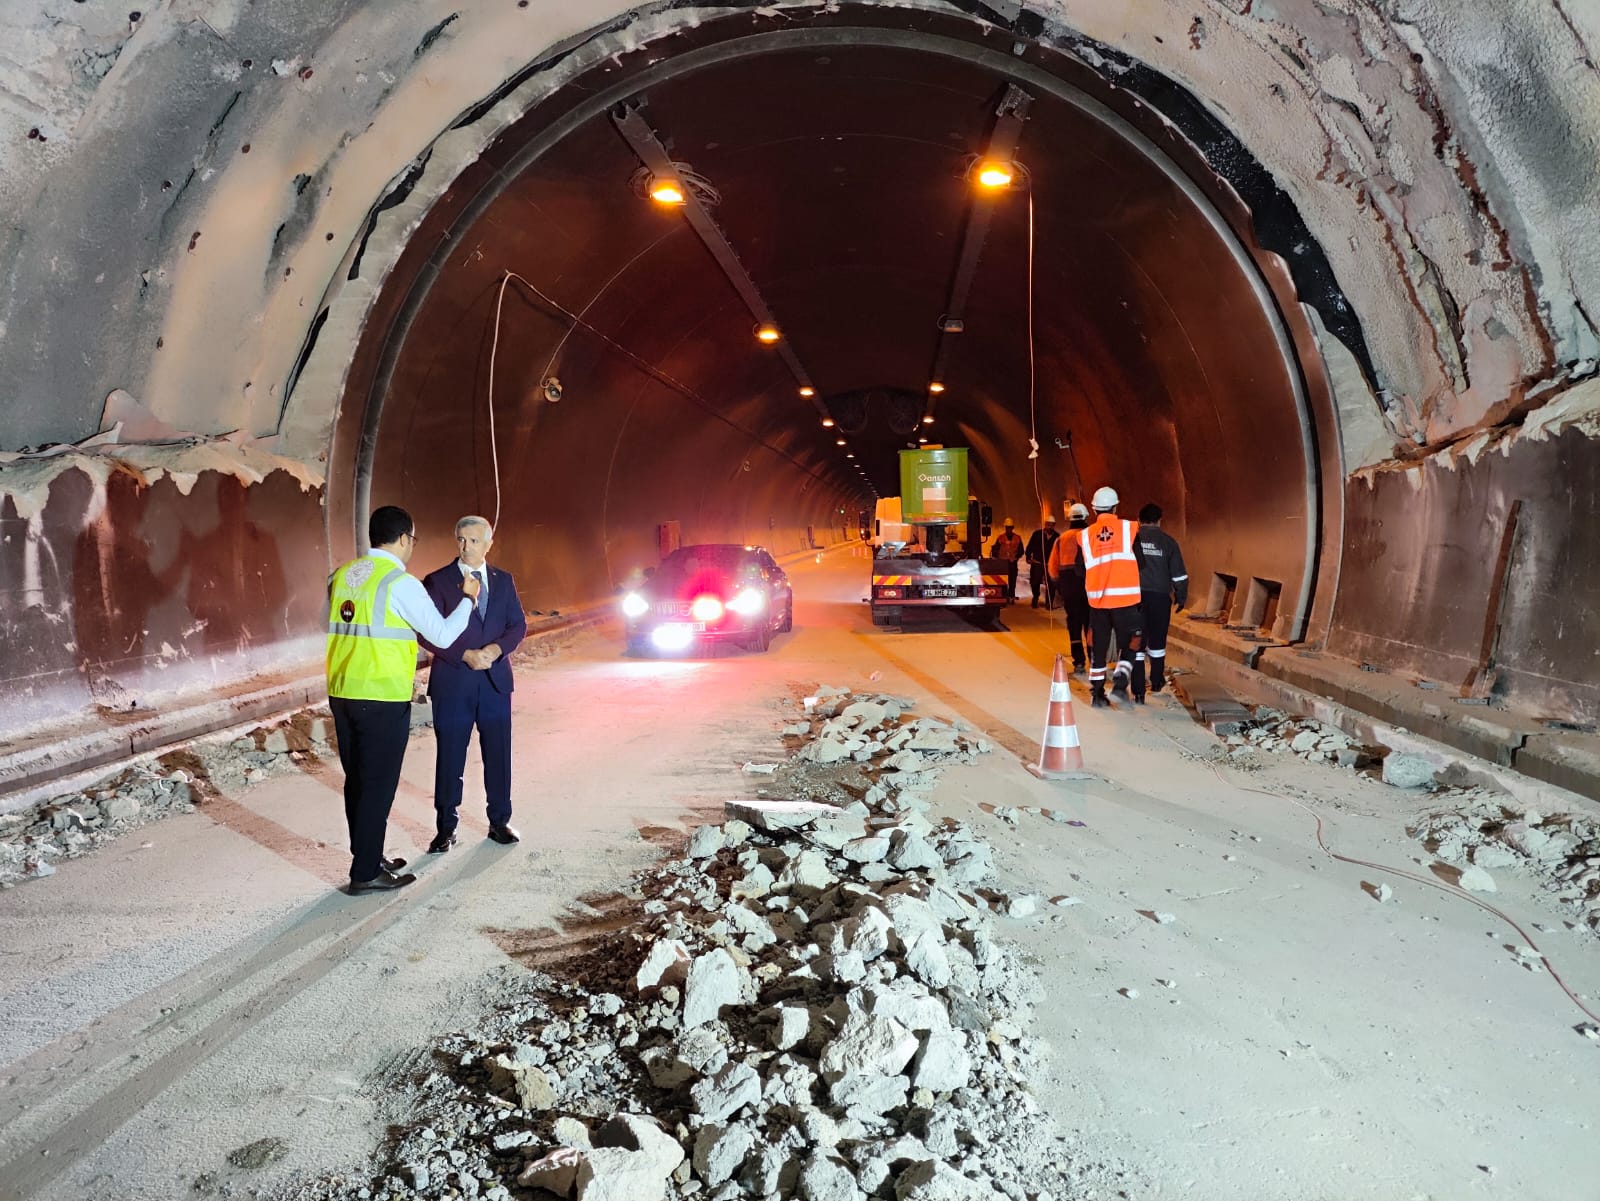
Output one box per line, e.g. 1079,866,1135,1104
928,382,945,394
922,415,935,425
918,436,928,443
846,453,854,459
976,161,1014,189
648,177,686,205
821,417,835,428
755,324,781,344
799,386,815,398
836,438,847,446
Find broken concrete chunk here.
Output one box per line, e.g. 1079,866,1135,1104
893,1156,1003,1200
635,938,692,995
692,1121,756,1187
683,948,748,1029
1382,753,1436,789
520,1146,584,1195
842,835,891,864
686,824,725,859
779,849,838,895
690,1060,762,1123
772,1005,811,1051
1458,865,1498,893
909,1028,972,1093
820,1011,920,1082
727,798,842,831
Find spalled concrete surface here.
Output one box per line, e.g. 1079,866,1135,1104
3,553,1600,1201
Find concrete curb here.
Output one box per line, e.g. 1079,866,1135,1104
1168,628,1600,810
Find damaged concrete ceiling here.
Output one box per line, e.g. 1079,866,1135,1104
0,0,1596,465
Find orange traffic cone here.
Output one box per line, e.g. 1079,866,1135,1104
1026,654,1091,780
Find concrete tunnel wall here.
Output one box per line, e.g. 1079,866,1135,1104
1,0,1598,745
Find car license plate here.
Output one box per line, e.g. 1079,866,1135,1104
922,587,958,598
662,622,706,634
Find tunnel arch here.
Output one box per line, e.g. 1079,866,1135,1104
321,10,1342,637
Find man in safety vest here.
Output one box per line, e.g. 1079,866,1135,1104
327,505,478,893
1073,486,1146,708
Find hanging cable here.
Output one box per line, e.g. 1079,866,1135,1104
486,272,513,530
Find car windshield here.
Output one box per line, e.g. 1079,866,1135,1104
657,546,756,587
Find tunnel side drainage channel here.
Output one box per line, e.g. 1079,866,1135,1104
297,685,1137,1201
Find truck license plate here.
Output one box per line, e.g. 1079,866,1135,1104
922,587,957,598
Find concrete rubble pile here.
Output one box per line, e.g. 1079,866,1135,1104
1410,794,1600,930
301,685,1109,1201
1219,707,1377,772
0,710,334,887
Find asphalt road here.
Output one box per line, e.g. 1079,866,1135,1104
2,544,1597,1201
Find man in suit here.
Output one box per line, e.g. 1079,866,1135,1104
418,516,527,851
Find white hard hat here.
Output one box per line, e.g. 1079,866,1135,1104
1069,503,1090,521
1092,486,1119,511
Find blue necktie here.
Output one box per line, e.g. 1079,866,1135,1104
474,570,487,617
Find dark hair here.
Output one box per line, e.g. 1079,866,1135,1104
1138,503,1163,524
369,505,414,547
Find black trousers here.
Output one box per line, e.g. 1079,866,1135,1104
433,681,514,833
330,696,411,883
1064,588,1091,667
1028,563,1051,606
1088,604,1145,696
1004,562,1019,601
1142,591,1173,687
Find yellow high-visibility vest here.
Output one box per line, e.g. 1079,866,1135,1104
326,556,417,701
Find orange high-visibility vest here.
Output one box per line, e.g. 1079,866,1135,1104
1078,516,1142,608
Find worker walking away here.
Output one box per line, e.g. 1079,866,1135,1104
990,518,1025,602
1047,502,1093,672
1074,487,1146,708
1024,515,1060,609
1136,503,1188,693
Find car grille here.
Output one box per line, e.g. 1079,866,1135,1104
653,600,693,618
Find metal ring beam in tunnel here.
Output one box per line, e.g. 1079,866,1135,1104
348,21,1320,636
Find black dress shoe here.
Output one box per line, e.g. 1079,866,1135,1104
381,856,407,872
487,824,520,845
427,830,457,854
349,869,417,894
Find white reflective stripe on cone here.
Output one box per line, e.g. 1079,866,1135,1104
1045,725,1081,749
1050,682,1072,702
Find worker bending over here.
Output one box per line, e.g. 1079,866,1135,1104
1074,486,1146,708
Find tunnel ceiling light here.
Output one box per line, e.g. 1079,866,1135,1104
918,436,928,443
928,381,945,394
976,161,1015,189
922,415,935,425
756,324,782,344
836,438,847,446
648,177,686,205
799,386,815,398
821,417,835,428
846,453,854,458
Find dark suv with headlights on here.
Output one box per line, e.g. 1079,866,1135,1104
621,544,794,656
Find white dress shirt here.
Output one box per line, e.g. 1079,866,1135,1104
370,548,472,646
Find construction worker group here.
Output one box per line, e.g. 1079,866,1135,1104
1000,488,1187,710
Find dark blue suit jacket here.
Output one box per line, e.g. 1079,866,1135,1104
419,563,527,699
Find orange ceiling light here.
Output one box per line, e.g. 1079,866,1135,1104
928,381,945,394
648,178,686,205
755,324,781,344
976,161,1014,189
821,417,835,428
798,386,815,398
922,415,935,425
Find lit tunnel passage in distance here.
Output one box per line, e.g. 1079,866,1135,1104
330,19,1330,636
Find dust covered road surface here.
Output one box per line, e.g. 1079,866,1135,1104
1,548,1597,1201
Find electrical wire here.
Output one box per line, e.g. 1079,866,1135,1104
483,268,843,533
1153,718,1600,1027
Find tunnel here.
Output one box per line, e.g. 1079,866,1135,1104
3,0,1598,796
5,4,1600,1197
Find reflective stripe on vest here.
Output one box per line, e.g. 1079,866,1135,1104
1078,518,1142,608
326,556,417,701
